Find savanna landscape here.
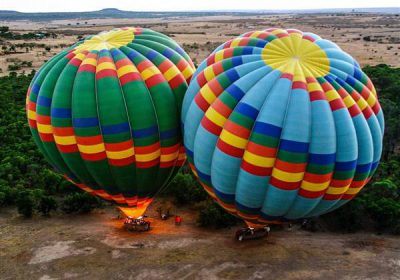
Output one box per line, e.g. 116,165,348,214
0,8,400,280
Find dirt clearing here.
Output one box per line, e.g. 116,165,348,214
1,204,399,279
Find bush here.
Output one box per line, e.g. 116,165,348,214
0,184,18,205
164,172,208,205
16,190,34,218
61,192,102,214
37,195,57,216
197,200,238,228
320,179,400,234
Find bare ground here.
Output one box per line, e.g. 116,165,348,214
1,13,399,76
1,202,399,280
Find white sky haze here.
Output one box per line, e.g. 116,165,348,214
0,0,399,13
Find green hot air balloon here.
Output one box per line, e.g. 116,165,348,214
26,27,195,217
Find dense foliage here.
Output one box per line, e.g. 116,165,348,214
0,65,399,233
0,71,102,216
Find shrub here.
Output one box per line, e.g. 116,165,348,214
0,184,18,205
16,190,34,218
197,200,238,228
37,195,57,216
61,192,102,214
164,172,208,205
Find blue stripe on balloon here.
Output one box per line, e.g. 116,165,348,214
132,125,158,138
235,103,258,120
126,49,139,60
146,50,158,60
101,123,130,135
356,163,372,173
32,84,41,94
160,127,178,139
256,40,267,48
308,153,336,165
73,117,99,128
184,145,194,158
253,121,281,138
226,84,245,101
260,212,288,222
175,47,185,56
280,139,309,153
225,69,240,82
236,201,259,214
213,187,235,202
353,67,363,81
37,96,52,107
197,169,211,182
345,75,356,87
231,56,243,67
242,47,254,55
334,160,357,171
110,48,120,56
51,108,71,118
162,48,174,59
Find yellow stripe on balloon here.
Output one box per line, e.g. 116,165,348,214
272,168,304,182
342,95,355,108
205,107,227,127
181,66,194,80
344,186,363,195
78,143,105,154
200,84,217,105
136,150,160,162
74,52,86,61
325,185,350,195
81,58,97,66
163,66,179,81
220,129,247,149
243,151,275,168
325,89,340,102
106,148,134,160
141,66,160,80
117,65,137,78
96,62,116,72
204,66,216,81
357,98,368,111
307,82,322,92
300,180,330,192
230,39,242,48
215,50,225,62
366,94,377,108
27,110,36,120
54,135,77,145
160,151,179,162
270,29,285,35
37,123,53,134
249,31,263,38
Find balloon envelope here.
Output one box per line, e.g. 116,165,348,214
182,28,384,225
27,27,195,216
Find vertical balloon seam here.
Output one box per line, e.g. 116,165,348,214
37,53,79,181
236,69,295,223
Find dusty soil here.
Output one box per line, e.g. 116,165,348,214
1,13,399,76
1,202,399,280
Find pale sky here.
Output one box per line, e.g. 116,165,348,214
0,0,399,13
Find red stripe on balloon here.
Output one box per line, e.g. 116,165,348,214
217,139,244,158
